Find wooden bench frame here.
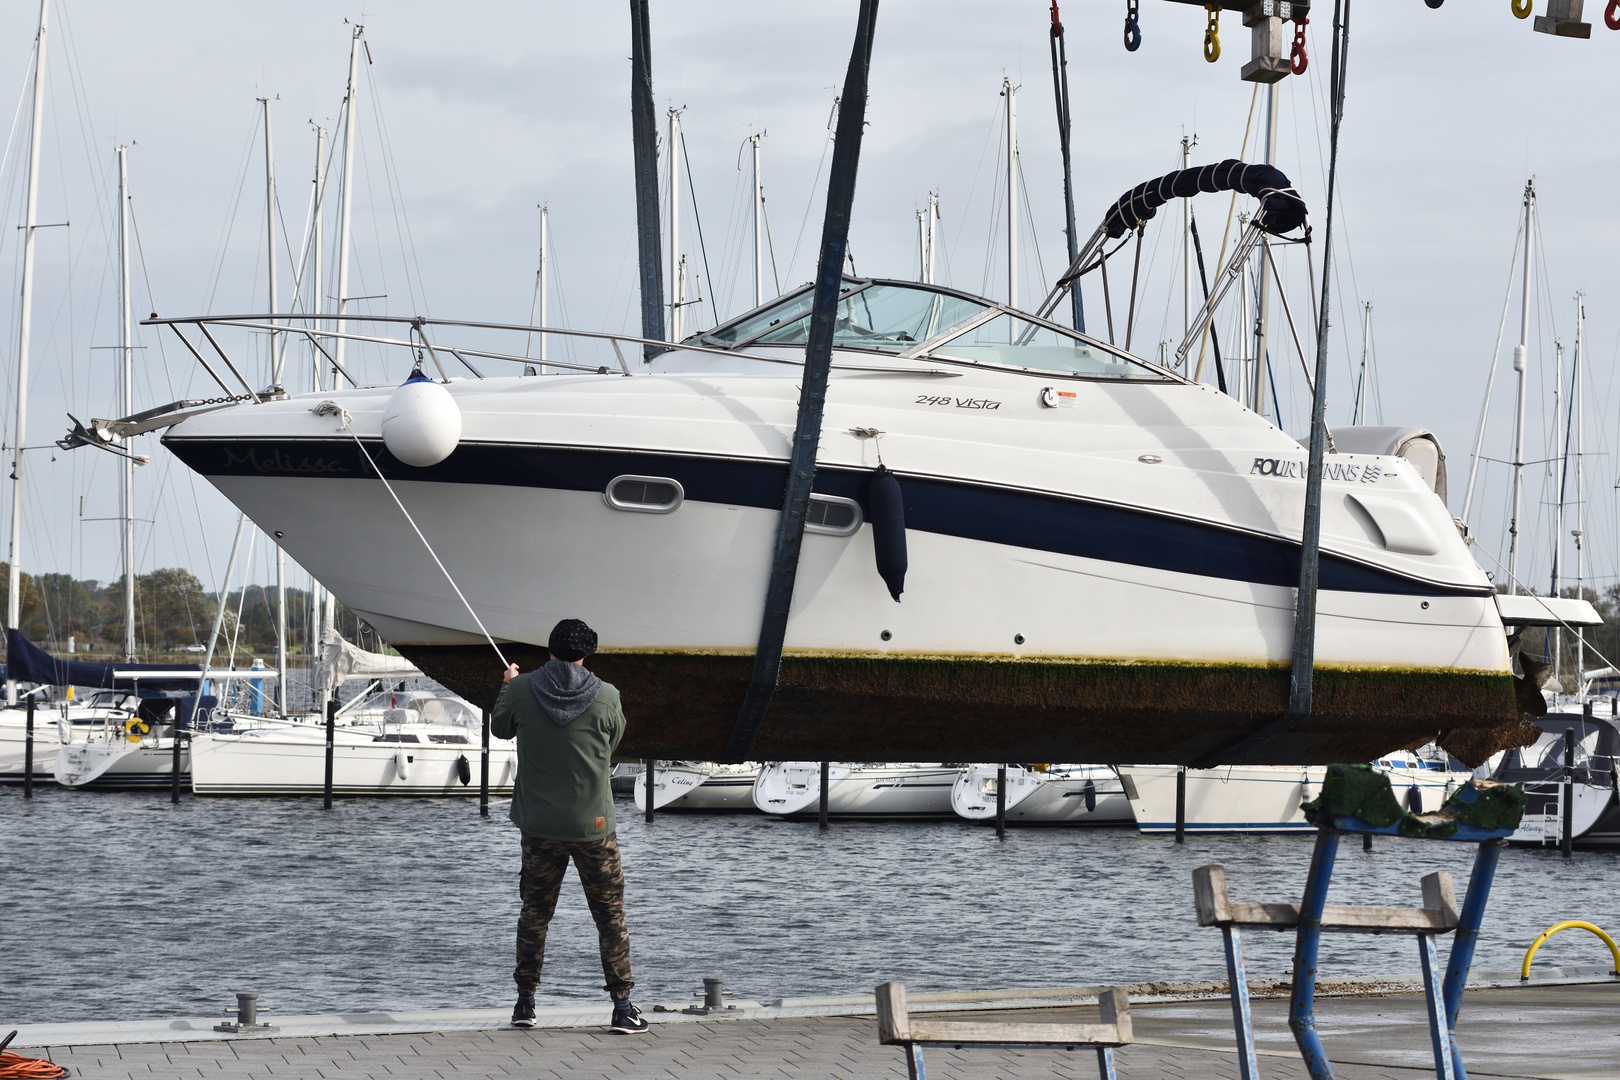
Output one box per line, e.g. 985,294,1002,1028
876,981,1131,1080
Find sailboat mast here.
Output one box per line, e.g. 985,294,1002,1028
751,133,763,307
1353,302,1371,424
260,98,281,383
333,25,362,380
1252,82,1279,418
117,146,135,662
311,124,326,392
927,194,938,285
1182,135,1193,342
1551,338,1565,687
1574,292,1586,686
6,0,49,702
1003,78,1017,311
539,207,548,367
916,210,925,283
1507,180,1534,596
668,108,681,342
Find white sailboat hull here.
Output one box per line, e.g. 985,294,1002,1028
953,764,1133,824
1119,757,1470,834
54,739,185,789
754,762,956,818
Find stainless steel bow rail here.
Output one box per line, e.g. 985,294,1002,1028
1194,770,1526,1080
875,981,1132,1080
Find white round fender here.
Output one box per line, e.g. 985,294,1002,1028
381,371,462,467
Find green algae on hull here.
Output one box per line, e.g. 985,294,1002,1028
398,644,1529,768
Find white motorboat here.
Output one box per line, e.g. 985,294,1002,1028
1118,749,1472,834
136,151,1548,767
632,761,762,812
1495,709,1620,848
753,761,957,818
189,691,511,796
951,763,1131,825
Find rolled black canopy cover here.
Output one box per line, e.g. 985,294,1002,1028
868,466,907,602
1103,159,1307,240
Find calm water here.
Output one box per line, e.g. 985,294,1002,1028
2,786,1616,1025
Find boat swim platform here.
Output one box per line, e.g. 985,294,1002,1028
13,971,1617,1080
403,645,1531,768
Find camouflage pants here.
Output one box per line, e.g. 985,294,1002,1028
515,832,633,999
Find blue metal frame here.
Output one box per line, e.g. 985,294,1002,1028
1212,829,1505,1080
1442,841,1503,1080
1222,926,1261,1080
901,1040,1117,1079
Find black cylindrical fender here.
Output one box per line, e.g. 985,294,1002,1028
868,466,907,602
456,754,472,786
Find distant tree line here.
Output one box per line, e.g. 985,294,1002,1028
0,563,368,661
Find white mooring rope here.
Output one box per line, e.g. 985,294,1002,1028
314,401,510,670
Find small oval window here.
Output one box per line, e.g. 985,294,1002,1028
605,475,684,514
805,493,862,536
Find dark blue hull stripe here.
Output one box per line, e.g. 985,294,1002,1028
164,438,1488,599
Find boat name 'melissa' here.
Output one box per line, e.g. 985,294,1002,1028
1251,457,1387,483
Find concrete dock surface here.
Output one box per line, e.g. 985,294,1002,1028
14,977,1618,1079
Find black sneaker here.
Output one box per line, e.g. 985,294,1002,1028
609,999,649,1034
511,993,537,1028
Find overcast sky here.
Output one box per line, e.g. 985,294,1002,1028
0,1,1613,632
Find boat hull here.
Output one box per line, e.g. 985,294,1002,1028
163,365,1524,766
189,729,515,796
54,741,186,789
755,762,957,819
954,764,1133,824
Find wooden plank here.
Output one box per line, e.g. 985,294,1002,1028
1193,865,1231,927
1421,871,1459,925
1222,900,1458,932
906,1019,1126,1047
875,982,909,1044
1099,986,1132,1044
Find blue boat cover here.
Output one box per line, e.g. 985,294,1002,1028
5,628,201,691
1103,159,1307,239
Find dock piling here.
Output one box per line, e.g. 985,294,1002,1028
479,709,490,818
995,764,1006,839
1175,766,1186,844
170,698,182,805
819,761,829,830
323,699,336,810
22,693,33,799
1562,727,1575,857
645,759,655,823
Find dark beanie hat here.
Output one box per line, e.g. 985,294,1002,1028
548,618,598,662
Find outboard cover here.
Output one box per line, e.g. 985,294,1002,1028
381,369,462,467
868,466,907,602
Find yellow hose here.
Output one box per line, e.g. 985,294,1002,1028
1520,920,1620,979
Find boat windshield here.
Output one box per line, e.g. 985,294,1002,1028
707,282,987,352
702,279,1168,380
927,314,1166,380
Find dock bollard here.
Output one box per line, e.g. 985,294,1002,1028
213,991,277,1033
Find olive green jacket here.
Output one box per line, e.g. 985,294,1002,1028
491,674,624,842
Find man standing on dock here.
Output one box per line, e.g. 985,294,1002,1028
492,618,648,1034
